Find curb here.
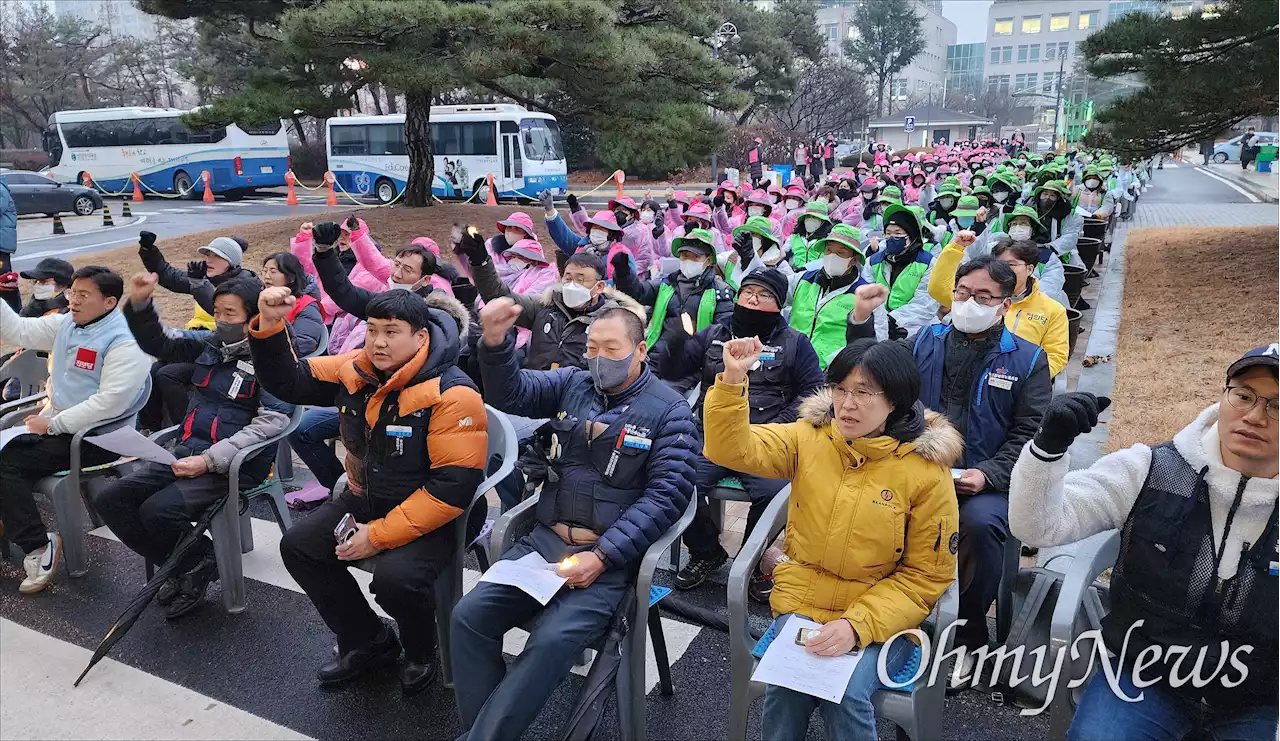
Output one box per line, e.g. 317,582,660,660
1205,167,1280,203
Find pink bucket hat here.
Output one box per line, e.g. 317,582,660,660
496,211,536,239
503,238,550,265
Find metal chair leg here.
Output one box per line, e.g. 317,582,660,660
648,604,674,696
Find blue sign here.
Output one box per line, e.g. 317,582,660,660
904,116,916,132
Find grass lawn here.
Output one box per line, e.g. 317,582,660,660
32,202,562,329
1107,225,1279,451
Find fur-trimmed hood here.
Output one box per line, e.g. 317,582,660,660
798,389,964,466
536,282,646,321
425,289,471,342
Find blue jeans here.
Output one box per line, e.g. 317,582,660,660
761,615,915,741
1068,670,1278,741
287,408,344,490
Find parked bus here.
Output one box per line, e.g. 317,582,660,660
325,104,568,203
41,107,289,200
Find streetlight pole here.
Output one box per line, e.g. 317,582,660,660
707,21,739,185
1050,51,1065,151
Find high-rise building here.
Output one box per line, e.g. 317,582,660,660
946,43,986,96
983,1,1110,104
816,0,957,112
50,0,186,40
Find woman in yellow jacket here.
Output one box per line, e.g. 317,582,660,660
704,337,961,739
928,231,1070,376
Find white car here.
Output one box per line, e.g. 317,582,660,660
1212,132,1278,163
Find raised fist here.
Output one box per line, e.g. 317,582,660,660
139,230,157,249
538,189,555,213
129,272,159,305
566,194,580,213
850,283,889,324
258,285,296,328
479,296,523,347
955,230,977,248
312,221,341,249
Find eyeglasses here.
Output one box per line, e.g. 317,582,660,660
953,288,1010,306
1224,386,1280,420
738,286,777,305
1000,260,1032,269
830,385,884,408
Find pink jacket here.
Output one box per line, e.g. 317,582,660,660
327,312,367,354
291,219,387,321
410,237,455,295
570,208,655,274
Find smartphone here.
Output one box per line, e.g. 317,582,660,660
333,512,358,544
795,627,820,646
950,468,964,481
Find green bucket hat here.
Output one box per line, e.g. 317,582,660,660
800,200,832,223
671,227,716,257
877,185,903,205
881,203,928,238
969,185,992,198
952,195,981,218
1034,179,1071,199
1004,204,1045,233
732,215,781,246
942,176,962,189
936,182,961,196
812,223,865,260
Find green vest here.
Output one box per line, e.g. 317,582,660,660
645,282,717,348
788,279,858,369
872,259,928,312
789,234,822,269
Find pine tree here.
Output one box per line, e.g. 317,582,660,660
843,0,924,117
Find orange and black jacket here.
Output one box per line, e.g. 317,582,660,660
247,305,487,550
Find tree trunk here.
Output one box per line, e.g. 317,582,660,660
404,87,434,208
291,115,308,146
875,72,886,117
371,86,384,115
385,88,398,114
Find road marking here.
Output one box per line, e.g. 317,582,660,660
1194,166,1262,202
17,214,148,245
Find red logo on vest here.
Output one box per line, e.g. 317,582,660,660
74,347,98,371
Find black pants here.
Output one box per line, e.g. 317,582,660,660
0,433,114,553
92,444,271,567
956,492,1010,649
140,361,195,431
279,491,453,661
682,456,787,561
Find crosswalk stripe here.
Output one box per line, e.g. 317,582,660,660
1,619,311,741
88,517,700,694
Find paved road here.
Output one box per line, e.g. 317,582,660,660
1,161,1274,741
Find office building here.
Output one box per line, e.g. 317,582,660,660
983,1,1112,104
51,0,187,39
816,0,957,112
946,43,986,96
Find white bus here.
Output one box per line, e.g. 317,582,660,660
326,104,567,204
42,107,290,200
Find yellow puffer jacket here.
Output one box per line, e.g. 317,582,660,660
186,302,215,330
703,379,961,645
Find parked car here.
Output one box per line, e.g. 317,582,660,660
0,169,102,216
1212,132,1279,163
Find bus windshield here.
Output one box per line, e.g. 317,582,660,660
42,125,63,167
521,119,564,162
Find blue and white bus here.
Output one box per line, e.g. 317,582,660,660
42,107,290,200
326,104,568,203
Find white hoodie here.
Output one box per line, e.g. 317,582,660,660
1009,404,1278,580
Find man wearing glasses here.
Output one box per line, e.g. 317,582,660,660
1009,346,1278,741
849,254,1051,682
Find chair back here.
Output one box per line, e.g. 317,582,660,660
0,349,48,398
303,323,330,359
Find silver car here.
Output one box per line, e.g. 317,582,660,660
1,170,103,216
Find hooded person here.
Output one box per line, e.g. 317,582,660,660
611,227,734,367
786,201,834,270
638,198,666,251
830,177,859,221
663,189,694,234
291,218,387,322
656,268,824,598
957,205,1067,309
787,223,888,367
1073,166,1118,218
724,215,792,290
861,205,939,340
479,211,541,285
780,183,813,235
1027,179,1082,265
3,257,73,317
568,195,656,275
742,189,783,238
495,238,558,297
138,232,254,330
540,191,635,281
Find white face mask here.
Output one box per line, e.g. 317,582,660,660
589,229,609,246
1085,178,1101,189
993,191,1010,203
760,246,782,265
561,281,593,309
751,235,763,252
822,253,851,277
1008,224,1033,241
32,282,57,300
389,281,416,292
505,228,526,244
804,217,822,234
679,259,705,280
507,258,529,271
639,211,656,224
950,297,1003,334
785,198,802,210
747,205,765,217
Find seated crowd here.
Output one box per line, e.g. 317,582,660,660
0,152,1273,741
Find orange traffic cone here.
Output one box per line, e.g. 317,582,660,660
131,172,143,202
82,173,93,188
325,172,338,206
485,173,498,206
285,172,299,206
201,171,214,203
614,170,625,200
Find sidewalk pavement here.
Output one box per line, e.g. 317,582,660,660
16,212,141,242
1206,162,1279,201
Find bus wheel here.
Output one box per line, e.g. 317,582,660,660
472,178,491,204
375,177,397,204
222,189,244,202
173,171,197,200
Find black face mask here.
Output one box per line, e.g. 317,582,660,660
731,304,781,340
837,188,853,201
613,210,630,228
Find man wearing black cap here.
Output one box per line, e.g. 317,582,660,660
1009,345,1278,740
655,268,824,598
1,258,73,317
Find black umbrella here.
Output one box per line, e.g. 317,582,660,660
73,492,232,687
562,588,638,741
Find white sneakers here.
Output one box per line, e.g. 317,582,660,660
19,533,61,594
950,651,979,691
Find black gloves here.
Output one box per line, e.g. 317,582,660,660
451,277,478,306
186,261,208,280
1033,392,1112,456
703,187,713,197
538,189,555,212
651,219,664,240
667,198,678,213
609,250,632,279
732,231,755,264
313,221,341,249
457,228,489,265
139,230,157,249
712,194,725,210
489,233,510,254
566,194,580,213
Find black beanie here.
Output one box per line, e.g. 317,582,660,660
885,209,921,245
739,268,789,307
